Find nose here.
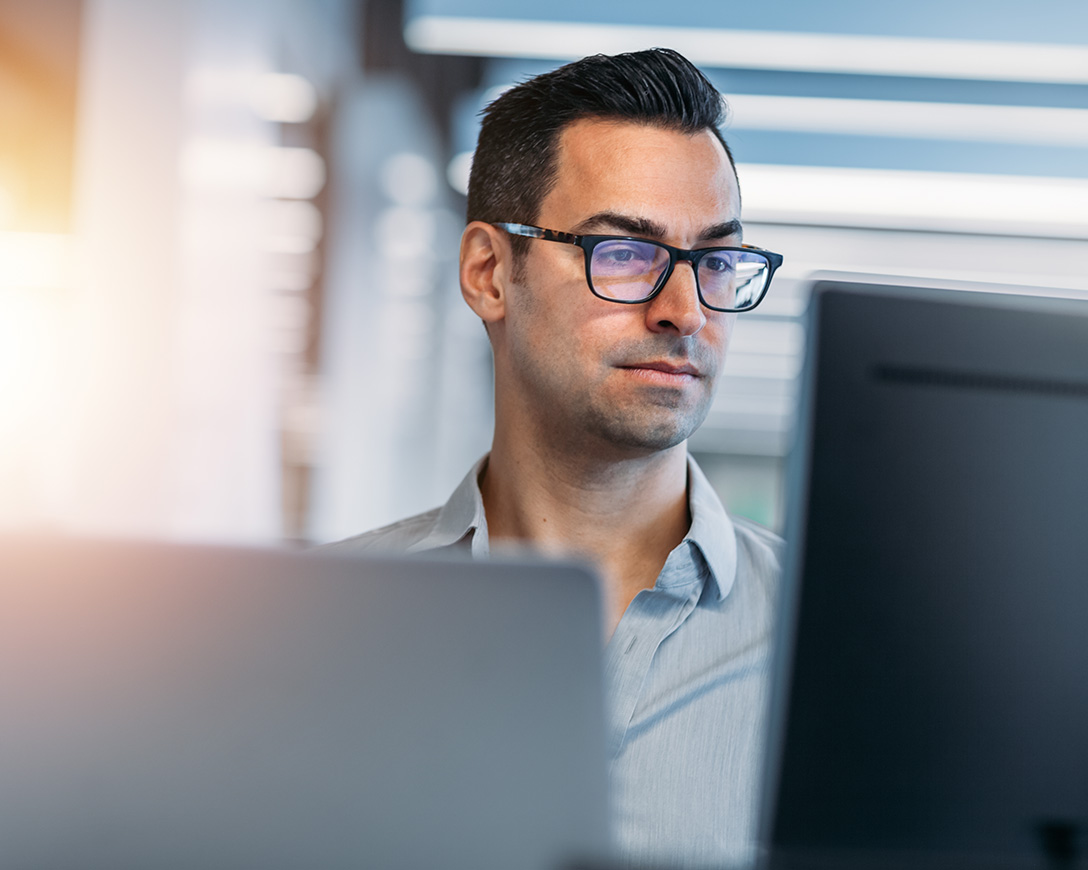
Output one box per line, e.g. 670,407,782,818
644,260,706,337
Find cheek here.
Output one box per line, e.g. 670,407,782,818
710,313,737,348
568,304,637,360
504,287,581,376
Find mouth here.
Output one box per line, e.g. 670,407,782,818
619,359,702,375
617,360,703,385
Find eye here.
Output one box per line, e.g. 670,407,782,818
600,244,651,263
700,252,736,274
592,240,659,272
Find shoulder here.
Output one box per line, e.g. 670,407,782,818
318,507,442,555
730,513,785,593
730,513,784,559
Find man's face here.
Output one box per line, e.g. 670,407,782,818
494,117,742,457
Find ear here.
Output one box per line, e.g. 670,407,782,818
459,221,514,324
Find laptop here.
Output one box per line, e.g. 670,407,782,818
0,536,610,870
761,278,1088,870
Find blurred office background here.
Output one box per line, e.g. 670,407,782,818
1,0,1086,544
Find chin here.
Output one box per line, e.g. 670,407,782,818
590,411,704,454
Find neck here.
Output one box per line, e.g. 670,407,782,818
481,428,691,637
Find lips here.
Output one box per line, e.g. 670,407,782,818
619,360,702,377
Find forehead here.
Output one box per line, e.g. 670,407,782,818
540,118,740,236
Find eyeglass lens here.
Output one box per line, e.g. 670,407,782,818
589,239,770,311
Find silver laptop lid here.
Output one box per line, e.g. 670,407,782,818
0,536,610,870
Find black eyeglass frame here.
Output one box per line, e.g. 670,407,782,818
494,222,783,313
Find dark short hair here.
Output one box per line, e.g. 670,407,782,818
466,48,735,252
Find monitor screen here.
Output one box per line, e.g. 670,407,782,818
762,279,1088,870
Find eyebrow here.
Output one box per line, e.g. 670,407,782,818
571,211,743,244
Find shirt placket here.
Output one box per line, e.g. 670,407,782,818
603,548,704,761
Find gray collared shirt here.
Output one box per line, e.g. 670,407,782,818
330,454,783,867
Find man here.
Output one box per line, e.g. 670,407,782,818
335,48,784,866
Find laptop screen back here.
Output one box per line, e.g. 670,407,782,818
0,538,610,870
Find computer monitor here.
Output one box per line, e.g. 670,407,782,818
761,278,1088,870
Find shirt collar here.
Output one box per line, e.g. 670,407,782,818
408,453,738,600
684,455,738,601
407,455,490,557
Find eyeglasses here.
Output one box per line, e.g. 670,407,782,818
494,222,782,313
